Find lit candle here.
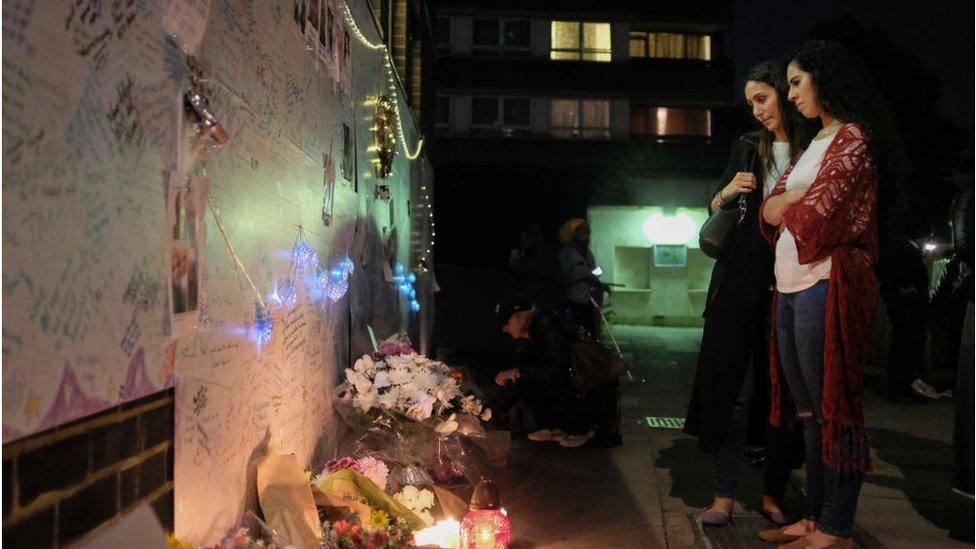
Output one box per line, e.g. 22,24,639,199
413,519,461,548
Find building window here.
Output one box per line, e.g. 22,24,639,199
630,106,712,137
436,96,450,129
435,16,451,52
471,97,531,136
551,99,610,139
629,32,711,60
472,18,531,57
550,21,611,62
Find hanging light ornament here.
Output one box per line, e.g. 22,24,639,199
372,95,397,179
292,238,320,270
268,279,298,310
253,301,274,350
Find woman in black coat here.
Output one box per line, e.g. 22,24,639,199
684,61,814,526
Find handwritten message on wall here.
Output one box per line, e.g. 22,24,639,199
2,1,425,544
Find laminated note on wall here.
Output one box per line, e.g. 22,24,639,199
322,149,336,227
163,0,211,55
168,172,209,338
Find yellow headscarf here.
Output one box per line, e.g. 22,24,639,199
558,218,587,246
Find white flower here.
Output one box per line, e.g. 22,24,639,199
373,371,391,389
460,395,482,416
312,472,329,487
353,387,379,411
417,510,434,527
353,355,375,373
435,414,459,436
480,408,492,422
407,390,436,420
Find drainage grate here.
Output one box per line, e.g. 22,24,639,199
645,416,685,429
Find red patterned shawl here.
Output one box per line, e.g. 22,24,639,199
759,123,879,473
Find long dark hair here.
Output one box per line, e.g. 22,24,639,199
744,60,815,176
789,40,908,231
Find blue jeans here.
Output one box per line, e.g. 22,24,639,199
777,281,863,537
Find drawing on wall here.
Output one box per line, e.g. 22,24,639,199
169,173,209,335
322,147,336,227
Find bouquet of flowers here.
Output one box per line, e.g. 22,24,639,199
336,334,491,434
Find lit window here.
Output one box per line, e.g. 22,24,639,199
551,21,611,62
471,97,531,137
629,31,711,61
630,106,711,137
473,18,531,57
551,99,610,139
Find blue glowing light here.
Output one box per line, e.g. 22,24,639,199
252,302,274,350
314,255,355,304
268,279,297,310
395,263,405,276
292,240,319,268
410,300,421,313
406,272,416,284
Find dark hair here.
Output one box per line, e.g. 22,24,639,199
744,60,815,176
789,40,908,230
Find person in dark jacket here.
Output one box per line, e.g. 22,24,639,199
494,295,593,448
878,217,932,401
950,182,974,498
510,223,562,308
684,60,814,527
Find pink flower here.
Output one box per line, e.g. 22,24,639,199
325,457,364,475
379,342,402,356
367,531,389,548
333,520,353,535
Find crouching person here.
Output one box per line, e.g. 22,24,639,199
494,295,593,448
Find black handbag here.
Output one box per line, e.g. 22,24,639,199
699,193,747,259
569,323,629,393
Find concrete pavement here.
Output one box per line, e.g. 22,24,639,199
489,326,973,548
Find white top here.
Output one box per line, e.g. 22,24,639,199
774,132,837,293
559,245,597,304
765,142,791,197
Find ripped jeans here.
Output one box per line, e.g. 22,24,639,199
777,281,863,538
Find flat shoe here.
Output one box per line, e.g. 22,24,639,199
699,508,731,526
778,537,809,549
759,526,803,543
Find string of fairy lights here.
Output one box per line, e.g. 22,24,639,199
340,0,434,273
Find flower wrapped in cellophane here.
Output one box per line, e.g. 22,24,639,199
333,334,503,491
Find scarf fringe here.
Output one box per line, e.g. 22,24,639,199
823,420,872,473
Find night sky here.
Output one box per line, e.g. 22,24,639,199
734,0,975,134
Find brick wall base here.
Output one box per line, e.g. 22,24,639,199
3,389,174,548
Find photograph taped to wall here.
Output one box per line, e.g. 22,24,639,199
293,0,308,33
168,173,209,337
304,0,321,51
341,123,354,182
322,148,336,226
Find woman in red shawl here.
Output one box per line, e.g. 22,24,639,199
757,41,905,549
